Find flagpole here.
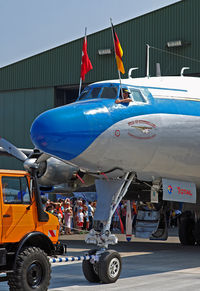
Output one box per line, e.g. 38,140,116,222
78,27,87,99
78,78,82,98
110,18,123,98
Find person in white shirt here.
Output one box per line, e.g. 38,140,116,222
88,201,94,230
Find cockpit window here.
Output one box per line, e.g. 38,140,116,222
129,88,146,103
79,89,90,100
79,87,101,100
79,86,118,101
87,87,101,99
100,87,118,99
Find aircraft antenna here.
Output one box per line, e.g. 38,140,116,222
146,44,150,78
180,67,190,76
128,67,138,78
156,63,161,77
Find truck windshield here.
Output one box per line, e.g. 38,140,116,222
2,176,31,204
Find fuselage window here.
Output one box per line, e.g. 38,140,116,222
100,87,118,99
130,89,146,103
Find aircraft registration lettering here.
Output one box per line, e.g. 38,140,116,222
128,120,157,140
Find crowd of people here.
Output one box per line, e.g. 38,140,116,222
44,197,133,235
44,197,181,235
44,197,96,235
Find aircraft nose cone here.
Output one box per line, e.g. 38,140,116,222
31,101,112,161
31,104,89,160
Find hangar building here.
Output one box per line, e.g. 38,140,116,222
0,0,199,169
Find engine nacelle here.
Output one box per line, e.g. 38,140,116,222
38,157,78,186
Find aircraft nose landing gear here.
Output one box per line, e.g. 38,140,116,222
82,249,122,284
82,172,135,284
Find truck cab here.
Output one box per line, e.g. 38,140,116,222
0,170,60,290
0,170,59,244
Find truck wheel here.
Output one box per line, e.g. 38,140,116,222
8,247,51,291
82,249,100,283
179,217,195,245
98,250,121,284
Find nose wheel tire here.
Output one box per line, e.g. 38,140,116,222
7,247,51,291
98,250,122,284
82,249,100,283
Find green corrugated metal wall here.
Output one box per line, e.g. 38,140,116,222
0,0,199,91
0,87,54,169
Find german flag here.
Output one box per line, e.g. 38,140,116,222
112,24,125,74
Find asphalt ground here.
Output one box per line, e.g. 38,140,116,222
1,228,200,290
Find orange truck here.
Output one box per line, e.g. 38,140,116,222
0,169,61,291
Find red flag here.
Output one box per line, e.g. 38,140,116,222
80,36,93,81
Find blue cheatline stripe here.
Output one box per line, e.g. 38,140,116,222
49,255,94,264
132,84,187,92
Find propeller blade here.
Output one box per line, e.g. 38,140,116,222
0,137,27,161
36,153,51,163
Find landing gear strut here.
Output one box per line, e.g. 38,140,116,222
82,172,135,284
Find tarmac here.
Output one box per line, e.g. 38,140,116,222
1,228,200,290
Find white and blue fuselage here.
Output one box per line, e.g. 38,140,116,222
30,76,200,187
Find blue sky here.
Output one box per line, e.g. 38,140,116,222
0,0,180,67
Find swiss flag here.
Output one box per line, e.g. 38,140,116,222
80,36,93,81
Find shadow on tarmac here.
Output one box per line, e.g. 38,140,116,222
51,237,200,289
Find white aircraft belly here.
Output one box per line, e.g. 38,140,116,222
72,114,200,183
